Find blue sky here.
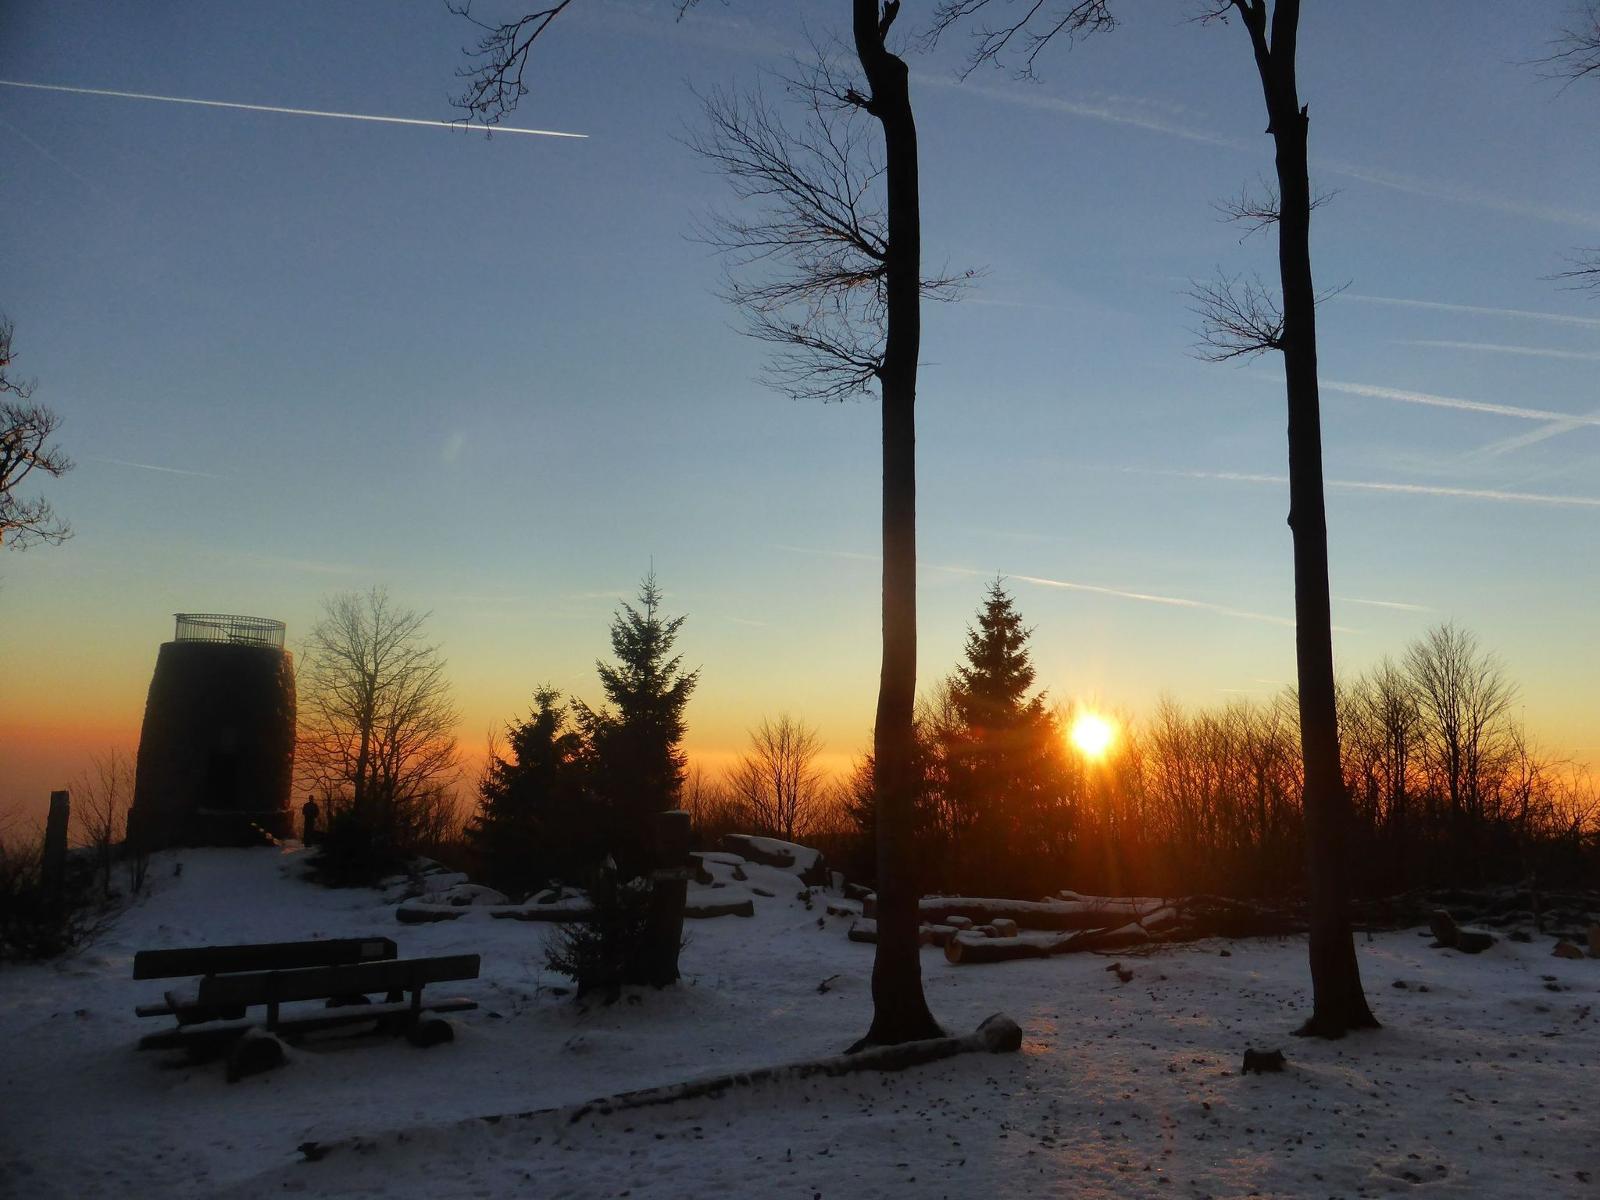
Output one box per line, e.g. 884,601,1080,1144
3,0,1597,822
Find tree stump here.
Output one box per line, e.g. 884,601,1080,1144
645,811,691,986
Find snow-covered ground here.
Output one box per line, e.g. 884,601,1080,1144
1,845,1596,1199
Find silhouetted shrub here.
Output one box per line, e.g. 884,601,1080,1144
0,838,96,964
543,862,657,1001
309,809,406,888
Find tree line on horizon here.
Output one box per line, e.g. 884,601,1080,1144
688,583,1600,906
284,574,1598,916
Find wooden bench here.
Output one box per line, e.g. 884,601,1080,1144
133,940,479,1059
133,937,399,1022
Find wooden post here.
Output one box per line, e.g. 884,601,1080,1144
645,810,691,987
42,790,70,900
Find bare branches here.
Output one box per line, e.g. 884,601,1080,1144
1187,271,1283,361
1541,0,1600,86
449,1,575,125
299,588,461,824
1535,5,1600,295
923,0,1117,79
1552,248,1600,291
1213,175,1334,241
0,317,72,550
691,65,975,401
450,1,701,125
727,715,827,842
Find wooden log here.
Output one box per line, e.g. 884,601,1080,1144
924,896,1157,931
945,933,1053,964
683,897,754,919
487,906,593,922
395,905,465,924
300,1014,1025,1161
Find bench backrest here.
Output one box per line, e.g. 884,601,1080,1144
133,937,398,980
194,954,481,1008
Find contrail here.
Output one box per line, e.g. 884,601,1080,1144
1394,339,1600,363
1337,292,1600,330
777,544,1310,630
1136,466,1600,510
1321,379,1600,426
0,80,587,139
90,456,224,479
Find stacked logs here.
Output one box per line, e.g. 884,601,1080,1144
847,884,1600,964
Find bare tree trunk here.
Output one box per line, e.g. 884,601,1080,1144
856,0,943,1048
1241,0,1377,1038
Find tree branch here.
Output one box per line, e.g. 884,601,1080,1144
922,0,1116,79
1540,1,1600,87
1188,270,1284,361
690,64,976,402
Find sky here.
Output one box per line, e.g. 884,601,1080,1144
3,0,1598,828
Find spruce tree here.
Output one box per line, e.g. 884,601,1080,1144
578,572,699,873
942,581,1066,893
466,687,591,897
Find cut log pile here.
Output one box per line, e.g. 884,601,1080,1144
846,885,1600,965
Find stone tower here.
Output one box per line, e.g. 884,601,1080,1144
129,614,296,847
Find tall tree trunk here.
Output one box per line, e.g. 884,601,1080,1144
1241,0,1377,1038
854,0,944,1049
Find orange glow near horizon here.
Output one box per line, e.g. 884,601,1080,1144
1069,711,1116,760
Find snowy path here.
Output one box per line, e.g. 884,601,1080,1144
2,846,1596,1199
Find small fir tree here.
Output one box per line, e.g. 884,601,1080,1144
466,687,593,898
543,857,658,1002
577,572,699,873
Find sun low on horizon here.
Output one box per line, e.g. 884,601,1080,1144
1068,710,1116,761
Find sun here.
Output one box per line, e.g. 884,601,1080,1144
1069,711,1116,760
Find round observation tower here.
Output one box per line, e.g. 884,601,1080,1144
129,614,297,848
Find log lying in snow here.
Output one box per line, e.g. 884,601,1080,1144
298,1014,1024,1163
684,897,754,919
866,895,1169,931
943,921,1154,964
400,897,752,924
488,906,593,923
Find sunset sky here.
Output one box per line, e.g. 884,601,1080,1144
3,0,1597,828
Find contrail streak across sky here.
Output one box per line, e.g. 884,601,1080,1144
1134,467,1600,510
0,80,588,139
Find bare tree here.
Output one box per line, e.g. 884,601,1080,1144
299,589,462,845
692,15,954,1047
1544,2,1600,290
71,749,134,899
0,316,73,550
928,0,1374,1036
1404,623,1516,853
681,761,745,843
728,715,826,841
1187,0,1377,1038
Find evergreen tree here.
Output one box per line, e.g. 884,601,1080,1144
578,572,699,873
466,687,592,898
941,581,1068,893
